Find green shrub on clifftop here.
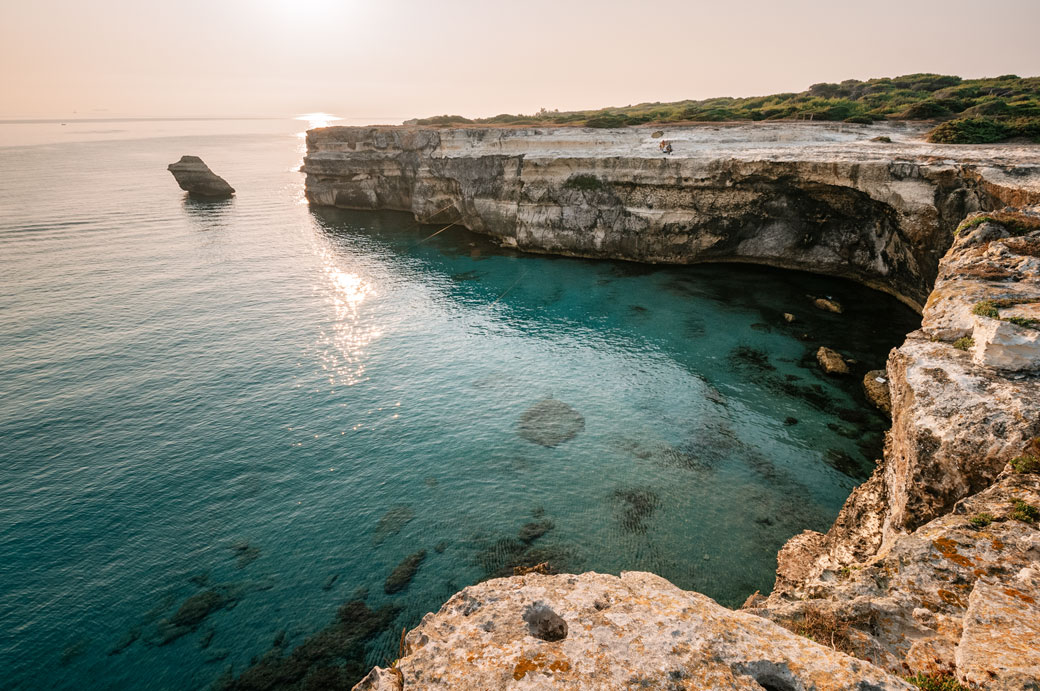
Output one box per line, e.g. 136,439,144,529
411,74,1040,143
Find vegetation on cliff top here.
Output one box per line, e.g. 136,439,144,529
411,73,1040,144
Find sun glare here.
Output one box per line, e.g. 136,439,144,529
296,113,341,130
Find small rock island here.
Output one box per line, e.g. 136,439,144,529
167,155,235,198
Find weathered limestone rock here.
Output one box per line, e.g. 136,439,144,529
754,472,1040,682
757,208,1040,687
817,346,850,375
354,571,911,690
956,569,1040,689
167,155,235,198
304,124,1040,311
862,369,892,414
972,312,1040,371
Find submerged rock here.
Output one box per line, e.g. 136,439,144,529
372,505,414,545
167,155,235,198
816,346,850,375
517,398,585,447
611,487,660,533
517,519,554,544
218,599,398,690
384,550,426,594
230,540,260,568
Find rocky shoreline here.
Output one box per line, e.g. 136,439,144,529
301,124,1040,689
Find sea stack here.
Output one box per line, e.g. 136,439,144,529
167,156,235,198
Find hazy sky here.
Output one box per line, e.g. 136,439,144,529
2,0,1039,120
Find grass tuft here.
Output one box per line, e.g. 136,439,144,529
1010,455,1040,474
969,512,995,528
1010,499,1039,523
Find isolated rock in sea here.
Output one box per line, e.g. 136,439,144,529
517,398,585,447
862,369,891,414
167,155,235,198
352,571,911,690
816,346,849,375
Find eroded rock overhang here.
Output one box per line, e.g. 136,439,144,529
302,123,1040,311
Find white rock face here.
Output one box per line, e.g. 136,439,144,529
354,571,912,690
304,124,1040,311
956,569,1040,689
972,314,1040,370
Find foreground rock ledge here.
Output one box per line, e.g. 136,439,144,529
355,571,910,690
167,155,235,198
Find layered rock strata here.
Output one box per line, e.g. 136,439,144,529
303,123,1040,310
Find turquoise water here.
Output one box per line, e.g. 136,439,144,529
0,121,919,689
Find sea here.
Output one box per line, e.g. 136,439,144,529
0,116,920,689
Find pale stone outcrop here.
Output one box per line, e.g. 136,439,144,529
304,123,1040,311
956,569,1040,689
167,155,235,198
355,571,911,690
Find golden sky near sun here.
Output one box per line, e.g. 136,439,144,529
2,0,1038,120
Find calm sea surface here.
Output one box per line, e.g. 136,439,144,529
0,119,919,689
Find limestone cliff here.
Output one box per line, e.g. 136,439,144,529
300,125,1040,689
753,210,1040,686
303,123,1040,310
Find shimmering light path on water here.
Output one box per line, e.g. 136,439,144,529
0,121,919,689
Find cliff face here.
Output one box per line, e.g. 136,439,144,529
755,211,1040,686
303,124,1040,310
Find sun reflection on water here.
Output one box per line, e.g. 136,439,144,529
314,247,379,386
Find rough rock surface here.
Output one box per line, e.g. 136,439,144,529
817,346,850,375
167,155,235,198
354,571,911,690
303,123,1040,310
754,209,1040,686
862,369,892,415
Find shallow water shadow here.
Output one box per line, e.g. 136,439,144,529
181,195,234,231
